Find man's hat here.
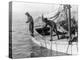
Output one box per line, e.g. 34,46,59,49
25,12,30,16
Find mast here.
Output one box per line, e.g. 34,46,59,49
67,5,71,41
64,5,71,41
65,5,72,54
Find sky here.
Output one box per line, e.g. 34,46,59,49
12,2,60,18
12,2,78,22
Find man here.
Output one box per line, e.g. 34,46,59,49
25,12,34,37
42,16,59,41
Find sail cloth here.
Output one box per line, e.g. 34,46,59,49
44,5,66,23
34,5,67,32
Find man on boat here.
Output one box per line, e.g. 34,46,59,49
25,12,34,37
42,15,59,40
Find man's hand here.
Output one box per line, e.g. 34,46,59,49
26,20,30,23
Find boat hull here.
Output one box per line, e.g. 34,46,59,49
31,35,77,55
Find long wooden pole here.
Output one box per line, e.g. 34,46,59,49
50,27,53,56
68,5,71,40
66,5,72,54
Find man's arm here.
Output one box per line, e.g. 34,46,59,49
26,16,32,23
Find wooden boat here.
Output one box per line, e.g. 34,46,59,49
31,26,78,55
31,5,78,55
